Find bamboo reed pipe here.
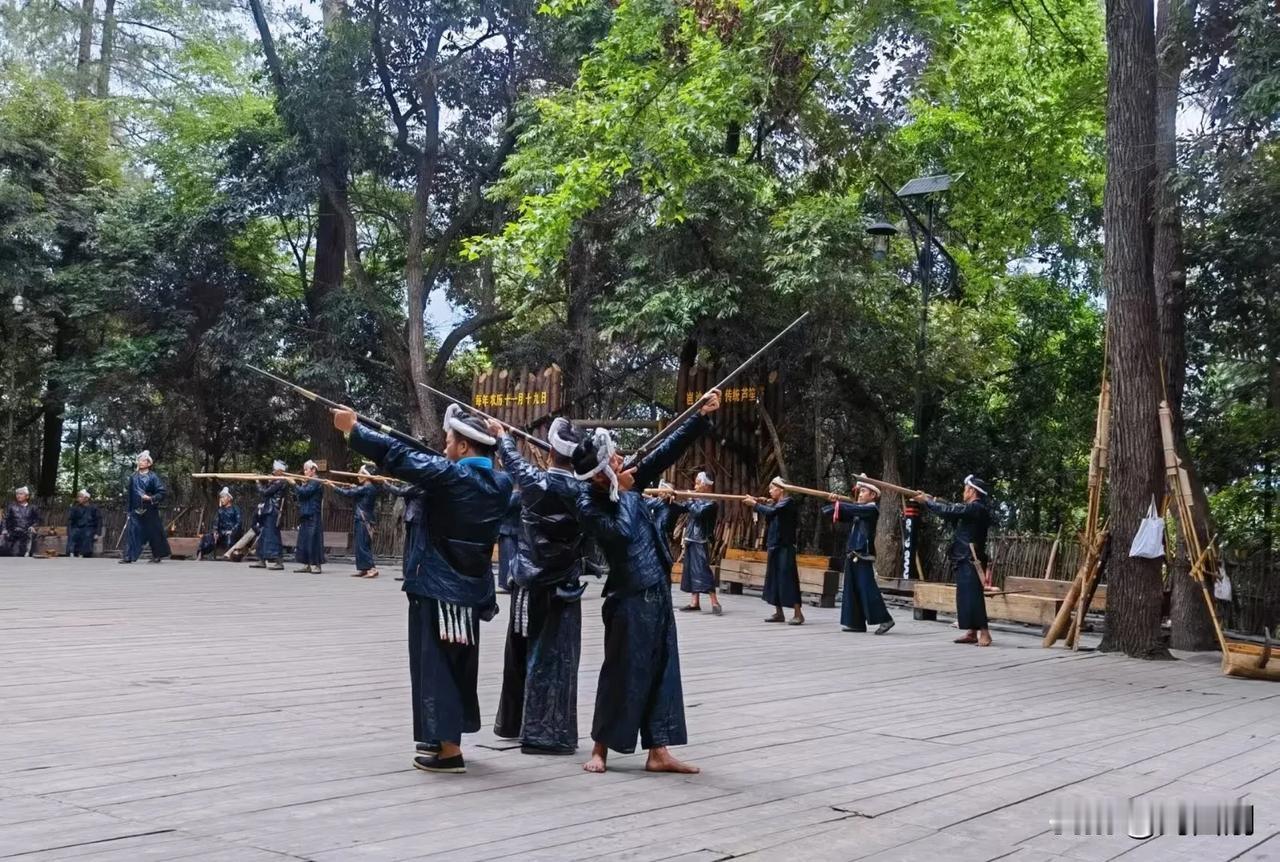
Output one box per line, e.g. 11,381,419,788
642,489,756,502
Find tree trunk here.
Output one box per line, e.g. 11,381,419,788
38,319,72,498
561,229,599,409
75,0,95,97
874,430,905,580
95,0,115,98
1154,0,1216,650
303,187,349,466
1098,0,1171,659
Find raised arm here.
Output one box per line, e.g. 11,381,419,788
924,499,969,521
633,415,711,490
347,423,453,488
496,435,547,492
822,501,878,522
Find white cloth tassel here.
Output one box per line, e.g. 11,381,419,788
438,602,446,638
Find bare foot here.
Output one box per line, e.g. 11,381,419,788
583,742,608,773
645,746,700,774
977,632,993,647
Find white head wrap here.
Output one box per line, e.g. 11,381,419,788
77,489,90,500
574,428,620,501
15,486,29,496
548,417,579,458
303,459,318,473
219,487,232,499
444,403,496,447
856,480,880,495
272,459,287,472
358,464,373,477
136,450,152,465
964,474,989,496
695,471,714,487
658,480,674,491
770,476,786,489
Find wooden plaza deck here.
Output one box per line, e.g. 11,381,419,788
2,557,1278,861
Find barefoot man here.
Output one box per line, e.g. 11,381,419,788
574,389,722,774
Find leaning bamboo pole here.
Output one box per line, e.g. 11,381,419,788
1044,375,1110,649
1158,398,1277,679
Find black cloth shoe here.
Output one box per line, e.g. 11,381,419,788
148,558,163,564
414,753,465,773
842,625,867,633
679,605,701,612
248,561,267,569
118,559,134,564
416,742,441,755
875,620,896,635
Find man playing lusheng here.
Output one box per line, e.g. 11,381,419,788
823,482,894,634
669,471,721,615
916,475,994,647
743,477,804,625
333,403,511,774
490,417,589,755
574,389,722,775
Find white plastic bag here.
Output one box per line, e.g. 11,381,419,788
1214,566,1233,602
1128,498,1166,559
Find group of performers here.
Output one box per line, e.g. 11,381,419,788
323,386,992,777
323,391,727,776
640,471,992,645
4,373,995,778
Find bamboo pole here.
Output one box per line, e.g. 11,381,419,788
1042,529,1062,579
642,489,754,502
856,474,926,499
773,481,857,505
328,470,403,485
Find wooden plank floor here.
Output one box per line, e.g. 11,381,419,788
2,557,1277,861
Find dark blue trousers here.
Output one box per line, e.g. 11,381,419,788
407,595,480,745
295,516,325,566
680,542,715,593
840,557,893,629
67,527,96,557
761,544,801,607
353,516,375,571
592,584,686,754
123,510,170,562
256,518,282,560
495,586,581,752
954,559,989,630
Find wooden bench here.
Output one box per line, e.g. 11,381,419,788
28,527,108,557
716,547,839,607
912,577,1107,629
167,536,202,559
280,531,349,554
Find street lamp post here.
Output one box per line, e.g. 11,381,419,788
865,173,958,487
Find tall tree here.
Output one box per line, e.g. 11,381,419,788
1154,0,1216,650
1099,0,1170,658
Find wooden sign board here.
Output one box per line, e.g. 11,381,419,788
472,365,564,462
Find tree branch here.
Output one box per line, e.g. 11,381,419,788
371,0,420,159
426,310,514,385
